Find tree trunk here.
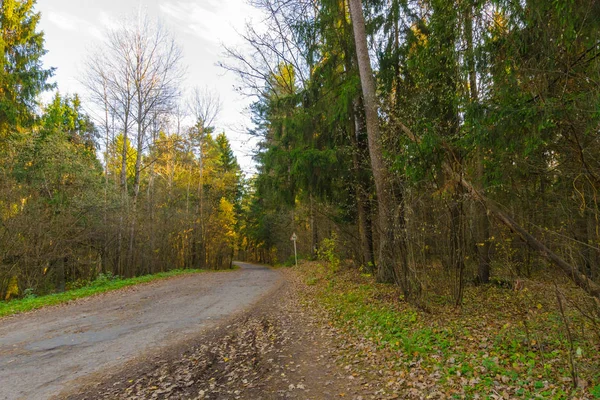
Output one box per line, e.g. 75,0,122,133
128,102,145,274
464,4,491,284
450,163,600,298
118,112,130,277
351,97,375,269
120,113,129,192
197,132,207,269
340,8,375,271
102,89,111,274
147,128,157,274
451,186,466,306
348,0,398,285
310,194,318,259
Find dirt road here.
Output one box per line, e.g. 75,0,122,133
0,262,281,400
62,269,381,400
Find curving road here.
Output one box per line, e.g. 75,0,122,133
0,262,280,400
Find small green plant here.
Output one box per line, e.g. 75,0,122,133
95,271,118,284
22,288,36,299
317,233,340,272
89,272,123,288
283,254,297,267
306,275,319,285
533,380,545,389
591,384,600,399
66,278,91,291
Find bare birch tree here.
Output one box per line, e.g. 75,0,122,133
83,11,184,274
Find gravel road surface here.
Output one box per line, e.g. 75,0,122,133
0,262,280,400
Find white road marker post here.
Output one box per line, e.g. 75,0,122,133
291,232,298,267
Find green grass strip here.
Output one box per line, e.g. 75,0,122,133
0,269,207,318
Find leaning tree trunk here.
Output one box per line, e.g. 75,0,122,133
396,116,600,299
348,0,599,299
348,0,405,287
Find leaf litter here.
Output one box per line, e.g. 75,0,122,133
62,272,385,399
62,262,600,399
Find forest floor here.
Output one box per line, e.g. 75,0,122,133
61,267,383,400
294,261,600,400
4,260,598,399
63,261,600,400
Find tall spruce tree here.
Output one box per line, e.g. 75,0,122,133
0,0,54,136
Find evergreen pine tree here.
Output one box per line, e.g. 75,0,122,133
0,0,54,136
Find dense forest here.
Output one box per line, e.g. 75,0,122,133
0,1,242,299
229,0,600,305
2,0,600,397
2,0,600,310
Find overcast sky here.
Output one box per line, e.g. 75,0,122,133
37,0,264,173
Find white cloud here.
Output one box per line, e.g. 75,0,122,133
47,11,78,31
47,10,105,41
87,26,106,41
159,1,260,48
98,11,120,31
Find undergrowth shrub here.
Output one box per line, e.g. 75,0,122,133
317,233,340,273
92,272,121,287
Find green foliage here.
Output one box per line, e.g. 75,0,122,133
41,92,97,149
214,132,242,204
0,0,54,135
297,262,599,398
239,0,370,263
317,233,340,272
92,272,120,286
106,133,137,184
282,254,298,267
215,132,239,173
22,287,36,299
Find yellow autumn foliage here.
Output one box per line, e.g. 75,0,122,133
5,275,19,300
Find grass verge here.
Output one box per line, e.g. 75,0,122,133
295,261,600,400
0,269,208,318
